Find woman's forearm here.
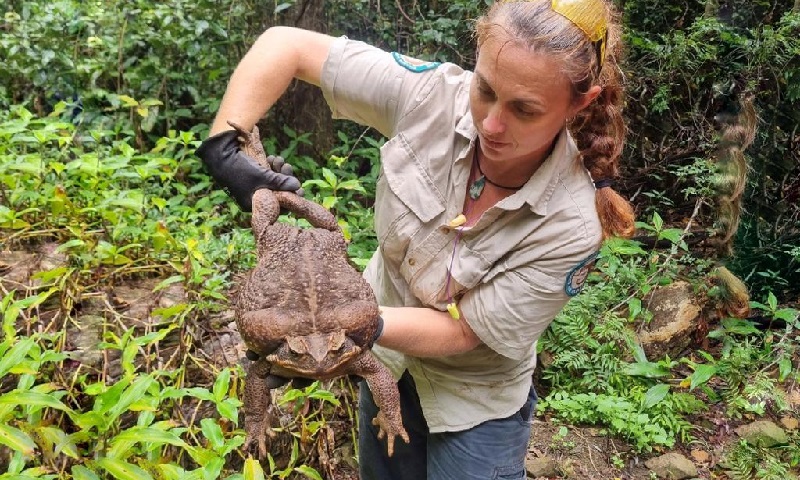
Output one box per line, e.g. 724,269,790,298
376,306,482,357
209,27,335,135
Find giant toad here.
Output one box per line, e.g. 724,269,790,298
229,121,408,458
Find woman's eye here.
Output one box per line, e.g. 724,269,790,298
515,106,540,118
478,86,495,99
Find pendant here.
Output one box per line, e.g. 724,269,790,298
469,175,486,200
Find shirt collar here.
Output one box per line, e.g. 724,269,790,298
498,128,578,216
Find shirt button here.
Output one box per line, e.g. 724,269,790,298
408,258,416,266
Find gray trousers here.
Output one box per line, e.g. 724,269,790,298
358,371,537,480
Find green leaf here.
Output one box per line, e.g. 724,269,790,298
217,399,240,424
95,457,154,480
657,228,683,244
778,358,792,382
627,297,642,320
623,361,670,378
642,383,670,409
213,369,231,402
720,318,761,336
294,465,324,480
767,292,777,311
322,196,338,210
108,376,156,421
688,364,717,390
37,426,80,459
115,427,189,447
651,212,663,232
201,418,224,451
321,168,337,188
0,424,36,455
337,179,366,192
0,391,72,413
118,95,139,108
242,457,266,480
0,338,35,377
72,465,102,480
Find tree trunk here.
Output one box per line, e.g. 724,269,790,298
704,0,719,17
794,0,800,14
260,0,335,162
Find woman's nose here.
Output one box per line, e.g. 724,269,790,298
482,106,506,135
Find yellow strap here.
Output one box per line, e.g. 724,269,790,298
551,0,608,42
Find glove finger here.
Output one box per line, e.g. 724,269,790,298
264,170,301,191
271,156,286,172
294,187,305,198
291,378,314,389
265,375,291,389
279,163,294,176
245,349,260,361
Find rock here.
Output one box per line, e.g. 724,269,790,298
689,448,710,463
636,282,703,359
735,420,789,447
525,455,559,478
780,416,798,431
644,452,698,479
67,314,105,368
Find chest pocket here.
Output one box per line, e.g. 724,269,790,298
375,133,446,270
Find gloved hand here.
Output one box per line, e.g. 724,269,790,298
196,129,301,211
245,349,313,389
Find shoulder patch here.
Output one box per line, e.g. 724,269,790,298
391,52,441,73
564,252,598,297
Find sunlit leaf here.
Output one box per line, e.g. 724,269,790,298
294,465,324,480
242,457,265,480
95,457,155,480
0,424,36,455
0,391,72,413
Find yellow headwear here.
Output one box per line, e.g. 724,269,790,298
551,0,608,70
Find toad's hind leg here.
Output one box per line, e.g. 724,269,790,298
242,359,276,460
251,189,281,249
275,191,338,231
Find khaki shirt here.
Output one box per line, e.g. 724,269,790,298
321,37,602,432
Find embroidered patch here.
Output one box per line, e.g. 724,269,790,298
391,52,441,73
565,252,598,297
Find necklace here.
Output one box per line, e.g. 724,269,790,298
468,147,527,200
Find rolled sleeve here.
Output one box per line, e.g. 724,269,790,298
459,264,571,362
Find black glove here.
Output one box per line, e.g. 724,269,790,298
245,349,313,389
196,129,301,211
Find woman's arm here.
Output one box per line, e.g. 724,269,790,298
377,306,483,357
210,27,336,135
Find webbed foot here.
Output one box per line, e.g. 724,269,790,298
372,409,410,457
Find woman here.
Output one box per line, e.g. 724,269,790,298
197,0,635,478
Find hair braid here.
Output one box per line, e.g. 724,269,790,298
570,13,635,240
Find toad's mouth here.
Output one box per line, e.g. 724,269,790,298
267,335,362,377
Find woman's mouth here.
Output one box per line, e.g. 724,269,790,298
480,135,507,151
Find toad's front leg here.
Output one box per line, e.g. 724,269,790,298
242,358,276,459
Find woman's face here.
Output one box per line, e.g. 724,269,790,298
469,34,595,166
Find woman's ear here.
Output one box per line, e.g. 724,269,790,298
570,85,602,116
